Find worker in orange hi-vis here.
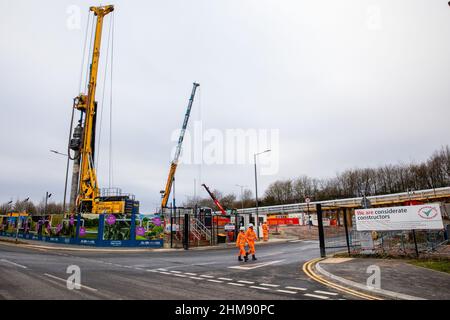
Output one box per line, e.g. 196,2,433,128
245,223,259,261
262,222,269,241
236,226,248,262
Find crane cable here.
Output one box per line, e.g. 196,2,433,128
109,11,115,189
68,10,93,162
95,10,113,173
197,85,203,200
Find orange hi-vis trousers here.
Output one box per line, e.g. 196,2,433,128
247,241,256,255
236,233,247,256
238,245,246,256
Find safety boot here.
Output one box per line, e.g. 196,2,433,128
244,255,249,262
252,255,257,261
238,256,243,262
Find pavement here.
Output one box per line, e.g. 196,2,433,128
0,235,296,252
0,237,359,300
313,257,450,300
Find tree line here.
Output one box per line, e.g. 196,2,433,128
185,145,450,209
263,145,450,205
3,146,449,214
0,199,63,216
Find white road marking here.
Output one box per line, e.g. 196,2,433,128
228,282,245,287
229,260,285,270
200,275,214,278
304,293,329,300
277,289,297,294
250,286,269,290
258,251,285,258
238,280,254,284
260,283,280,287
286,286,307,291
289,240,303,243
157,268,168,271
184,273,197,276
159,271,172,275
189,276,205,280
191,262,217,266
174,274,187,278
314,290,339,296
218,278,233,281
146,269,157,272
170,271,182,274
207,279,223,283
0,259,27,269
43,273,98,292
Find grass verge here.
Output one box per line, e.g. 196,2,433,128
409,260,450,274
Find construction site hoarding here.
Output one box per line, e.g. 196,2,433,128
355,203,444,231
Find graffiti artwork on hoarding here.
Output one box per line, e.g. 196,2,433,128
103,214,131,241
355,203,444,231
79,214,99,239
0,213,164,248
135,214,164,241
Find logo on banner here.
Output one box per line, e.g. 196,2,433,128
417,206,438,220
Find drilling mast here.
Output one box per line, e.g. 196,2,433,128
68,5,138,215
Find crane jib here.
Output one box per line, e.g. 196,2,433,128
160,83,200,208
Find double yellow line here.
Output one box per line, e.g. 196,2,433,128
302,258,383,300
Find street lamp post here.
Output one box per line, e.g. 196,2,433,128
305,197,311,227
235,184,247,210
44,192,52,216
15,197,29,243
407,188,419,258
254,149,271,238
50,149,70,215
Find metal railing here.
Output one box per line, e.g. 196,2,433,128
191,217,212,245
235,187,450,216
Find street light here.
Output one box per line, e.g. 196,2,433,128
50,149,70,215
235,184,247,210
44,192,52,216
15,197,29,243
50,150,68,157
254,149,271,238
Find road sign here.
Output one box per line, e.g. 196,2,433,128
305,198,310,204
224,223,235,231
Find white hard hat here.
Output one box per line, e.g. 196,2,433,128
248,223,254,228
239,226,245,231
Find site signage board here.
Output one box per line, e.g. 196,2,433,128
355,203,444,231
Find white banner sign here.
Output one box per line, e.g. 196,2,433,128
355,203,444,231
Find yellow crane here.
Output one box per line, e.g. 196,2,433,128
161,83,200,208
75,5,112,213
69,5,138,214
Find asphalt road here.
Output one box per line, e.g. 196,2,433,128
0,240,357,300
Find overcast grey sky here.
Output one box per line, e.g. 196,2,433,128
1,0,450,212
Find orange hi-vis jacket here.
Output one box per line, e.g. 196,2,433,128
262,224,268,233
236,232,247,247
245,228,258,243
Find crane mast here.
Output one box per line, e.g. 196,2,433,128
201,184,227,215
161,83,200,208
70,5,114,213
